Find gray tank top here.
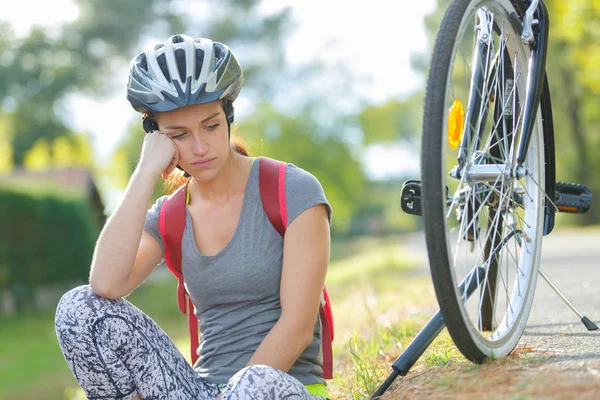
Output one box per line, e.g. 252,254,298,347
144,158,332,385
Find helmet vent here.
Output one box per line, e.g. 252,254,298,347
213,44,225,81
157,53,171,81
172,35,184,43
175,48,187,82
194,48,204,80
139,55,148,72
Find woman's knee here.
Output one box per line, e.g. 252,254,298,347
223,365,311,399
230,365,285,386
55,284,111,329
56,284,93,313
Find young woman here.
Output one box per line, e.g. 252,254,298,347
55,35,332,400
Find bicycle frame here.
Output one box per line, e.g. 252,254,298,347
455,0,557,234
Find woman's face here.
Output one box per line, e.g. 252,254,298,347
156,101,231,181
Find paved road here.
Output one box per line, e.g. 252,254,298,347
522,228,600,375
399,228,600,375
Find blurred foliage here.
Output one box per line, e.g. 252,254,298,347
348,179,422,236
544,0,600,224
242,103,366,234
22,135,94,171
23,139,52,171
358,92,424,145
0,0,186,166
0,185,99,313
0,113,14,174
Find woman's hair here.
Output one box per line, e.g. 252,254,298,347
162,134,250,195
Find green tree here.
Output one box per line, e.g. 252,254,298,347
23,139,52,171
358,92,424,145
543,0,600,224
0,113,13,174
0,0,186,165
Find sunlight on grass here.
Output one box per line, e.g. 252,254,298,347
1,235,440,400
327,242,420,289
323,238,450,399
422,334,463,368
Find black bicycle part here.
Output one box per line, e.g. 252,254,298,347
510,0,557,235
554,182,592,214
582,317,599,331
507,1,556,236
400,180,423,216
515,0,550,165
457,11,491,167
541,75,557,235
371,266,486,399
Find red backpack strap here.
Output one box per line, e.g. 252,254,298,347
259,157,287,236
321,286,334,379
258,157,334,379
158,184,199,365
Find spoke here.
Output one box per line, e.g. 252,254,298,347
483,65,521,158
482,184,533,230
485,71,519,155
477,198,505,324
456,176,502,246
526,170,559,213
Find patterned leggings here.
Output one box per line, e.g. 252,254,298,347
55,285,326,400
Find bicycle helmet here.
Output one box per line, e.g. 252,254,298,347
126,34,243,121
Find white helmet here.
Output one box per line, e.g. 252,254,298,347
126,34,243,114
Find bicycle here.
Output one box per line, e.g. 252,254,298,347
374,1,595,396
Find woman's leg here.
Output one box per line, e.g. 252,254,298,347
220,365,326,400
55,285,222,400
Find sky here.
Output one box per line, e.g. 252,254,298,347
3,0,435,181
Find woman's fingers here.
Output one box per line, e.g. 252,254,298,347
161,147,180,180
140,130,179,178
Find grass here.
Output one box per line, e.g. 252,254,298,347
0,274,193,400
1,234,595,399
0,312,78,399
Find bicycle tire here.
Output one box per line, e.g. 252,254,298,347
422,0,547,361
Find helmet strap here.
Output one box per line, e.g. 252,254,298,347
142,114,158,133
222,99,235,140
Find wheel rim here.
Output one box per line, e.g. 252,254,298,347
431,0,545,357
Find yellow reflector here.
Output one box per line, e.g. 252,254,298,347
448,99,464,149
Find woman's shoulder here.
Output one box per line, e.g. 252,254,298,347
283,162,322,188
146,194,170,216
254,157,322,190
279,162,331,225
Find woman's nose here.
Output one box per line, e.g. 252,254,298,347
192,136,209,155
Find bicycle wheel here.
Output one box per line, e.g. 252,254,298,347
422,0,546,361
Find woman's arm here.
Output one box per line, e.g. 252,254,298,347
246,204,330,371
89,131,179,299
89,167,161,298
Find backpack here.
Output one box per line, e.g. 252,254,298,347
158,157,334,379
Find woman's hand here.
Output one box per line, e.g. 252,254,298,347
138,130,180,180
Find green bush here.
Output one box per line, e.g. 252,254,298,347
0,185,99,312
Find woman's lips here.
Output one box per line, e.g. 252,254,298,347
191,158,216,167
